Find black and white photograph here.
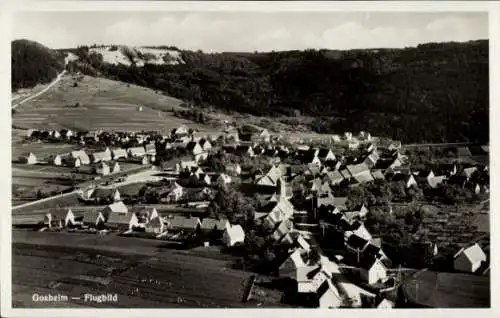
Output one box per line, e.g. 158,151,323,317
2,1,495,315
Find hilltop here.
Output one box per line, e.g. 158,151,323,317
11,39,66,91
11,40,489,143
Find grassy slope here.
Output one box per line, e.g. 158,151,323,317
11,74,218,134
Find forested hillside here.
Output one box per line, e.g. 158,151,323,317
31,40,490,143
11,39,66,91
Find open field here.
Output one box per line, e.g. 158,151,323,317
12,230,275,308
11,74,219,134
402,270,490,308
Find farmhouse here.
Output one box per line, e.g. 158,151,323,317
82,210,106,229
71,150,90,165
96,162,110,176
271,219,294,241
91,151,112,163
172,125,189,137
107,212,139,231
200,218,229,236
145,215,166,234
63,156,81,168
317,280,343,309
145,143,156,155
111,148,128,160
359,257,388,285
391,173,418,188
102,201,128,219
128,146,146,158
112,162,121,174
225,163,242,176
51,155,62,166
167,216,201,233
454,243,487,273
86,188,121,203
318,148,336,162
18,152,37,164
198,138,212,151
222,224,245,246
43,209,76,228
166,182,184,202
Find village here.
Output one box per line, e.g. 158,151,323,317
12,123,490,309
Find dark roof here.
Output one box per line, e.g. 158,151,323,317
317,148,332,159
363,244,381,258
316,280,330,298
359,256,379,270
259,201,278,213
185,141,199,151
346,234,368,250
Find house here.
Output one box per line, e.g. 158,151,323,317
278,248,311,279
128,146,146,158
215,173,232,185
345,234,370,257
363,151,380,168
225,163,242,176
144,143,156,155
428,175,447,189
82,209,106,229
324,170,345,185
107,212,139,231
18,152,37,164
453,243,487,273
102,201,128,219
167,216,201,234
391,173,418,188
71,150,90,165
352,170,375,185
259,129,271,143
299,149,321,165
44,209,76,228
63,156,81,168
376,298,395,309
145,216,166,234
262,198,295,229
462,166,478,180
111,162,121,174
91,151,112,163
96,162,110,176
51,130,61,139
318,149,336,163
185,141,204,157
235,145,255,157
200,218,229,236
222,224,245,246
198,139,212,152
176,160,198,173
255,175,277,187
85,188,121,203
194,152,209,163
271,219,294,241
359,257,388,285
112,148,128,160
345,163,370,178
142,155,151,165
317,280,343,309
51,155,62,166
172,125,189,137
166,182,184,202
198,173,212,186
371,169,385,181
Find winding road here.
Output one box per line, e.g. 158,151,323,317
12,70,67,109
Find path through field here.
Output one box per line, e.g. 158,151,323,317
12,71,67,109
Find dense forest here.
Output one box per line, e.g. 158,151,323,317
11,39,65,91
13,39,488,143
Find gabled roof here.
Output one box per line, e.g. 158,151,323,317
186,141,200,151
105,201,128,214
82,209,104,223
346,234,369,250
107,211,136,225
353,171,374,184
454,243,486,263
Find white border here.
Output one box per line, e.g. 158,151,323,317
1,1,498,318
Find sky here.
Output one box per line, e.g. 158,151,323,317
12,11,488,52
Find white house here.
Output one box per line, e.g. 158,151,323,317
359,258,388,285
44,209,76,228
111,148,128,160
317,280,343,309
19,152,37,165
145,216,166,234
96,162,110,176
376,298,395,309
92,151,112,163
454,243,487,273
112,162,121,174
166,183,184,202
52,155,62,166
71,150,90,165
222,224,245,246
102,201,128,219
128,146,146,158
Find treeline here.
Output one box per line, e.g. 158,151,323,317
65,40,488,143
11,39,65,91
